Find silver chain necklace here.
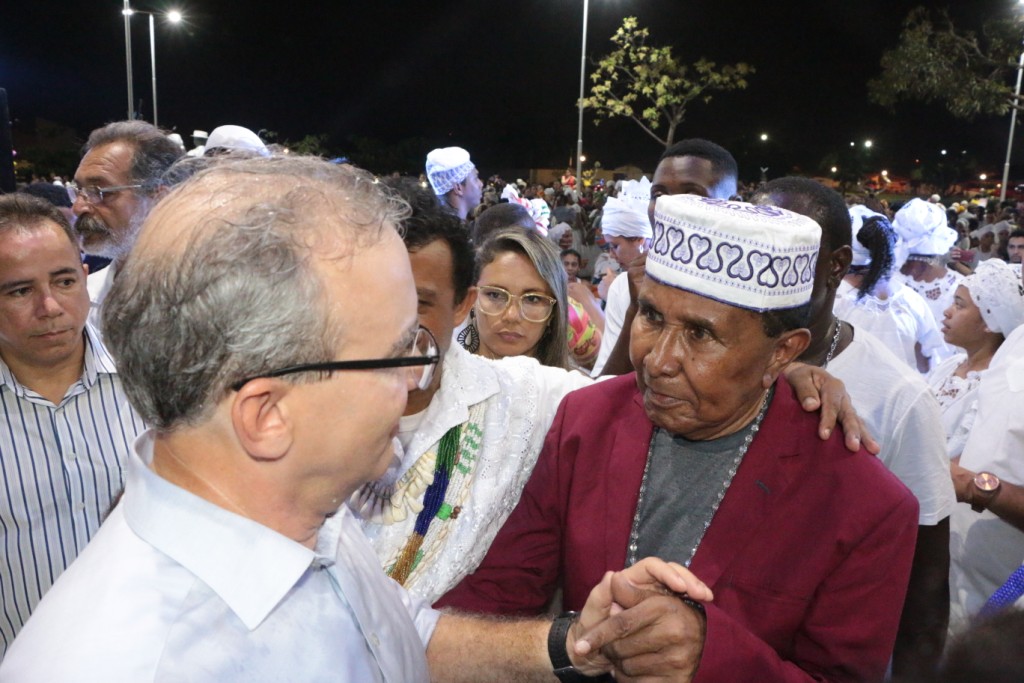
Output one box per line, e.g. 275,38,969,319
824,317,843,368
626,387,774,568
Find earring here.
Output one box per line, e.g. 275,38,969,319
457,308,480,353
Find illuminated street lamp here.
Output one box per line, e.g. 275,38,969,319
122,5,183,126
864,140,873,149
760,132,768,142
981,173,989,180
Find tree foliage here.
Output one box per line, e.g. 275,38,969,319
284,133,330,157
869,7,1024,119
582,17,754,148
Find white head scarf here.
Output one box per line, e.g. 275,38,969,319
498,184,550,236
962,259,1024,335
547,222,572,245
892,198,957,256
848,205,885,267
602,177,653,239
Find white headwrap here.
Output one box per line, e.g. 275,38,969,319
962,259,1024,335
547,222,572,245
648,195,821,311
892,198,957,256
497,184,550,236
528,198,551,236
425,147,475,196
602,177,653,239
204,125,270,157
971,224,995,239
848,205,885,267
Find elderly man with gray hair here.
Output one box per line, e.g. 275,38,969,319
68,120,183,329
0,155,713,681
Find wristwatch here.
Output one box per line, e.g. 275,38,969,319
971,471,1002,512
548,611,595,682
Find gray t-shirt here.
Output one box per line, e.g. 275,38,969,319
634,408,764,566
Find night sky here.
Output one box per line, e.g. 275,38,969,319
2,0,1021,180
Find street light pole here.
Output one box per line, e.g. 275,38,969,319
575,0,589,190
1000,42,1024,203
123,0,134,120
149,13,159,126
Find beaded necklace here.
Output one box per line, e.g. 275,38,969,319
387,423,461,585
626,387,773,568
354,401,486,586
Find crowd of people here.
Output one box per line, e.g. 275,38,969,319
0,120,1023,682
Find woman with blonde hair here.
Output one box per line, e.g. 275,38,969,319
458,228,574,369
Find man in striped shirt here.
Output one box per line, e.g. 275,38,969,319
0,194,144,658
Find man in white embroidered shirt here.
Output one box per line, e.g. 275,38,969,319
1,156,714,682
0,194,144,660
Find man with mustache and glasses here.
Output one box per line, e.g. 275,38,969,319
68,121,183,332
0,194,144,660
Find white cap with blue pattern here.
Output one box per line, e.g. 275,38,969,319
647,195,821,312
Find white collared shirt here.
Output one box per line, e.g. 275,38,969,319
1,432,439,681
0,324,144,658
85,266,115,340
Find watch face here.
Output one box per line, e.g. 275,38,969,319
975,472,1001,493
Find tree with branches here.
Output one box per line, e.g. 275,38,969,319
869,7,1023,119
582,16,754,149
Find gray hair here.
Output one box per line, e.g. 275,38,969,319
102,155,409,431
475,227,571,370
83,120,184,193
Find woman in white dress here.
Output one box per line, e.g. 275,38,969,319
835,204,946,373
893,198,964,365
927,259,1024,458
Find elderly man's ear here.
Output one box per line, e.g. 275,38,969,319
231,379,294,462
763,329,812,389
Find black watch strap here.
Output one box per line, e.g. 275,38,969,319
548,611,593,682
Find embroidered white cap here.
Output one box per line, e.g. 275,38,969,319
425,147,475,196
647,195,821,312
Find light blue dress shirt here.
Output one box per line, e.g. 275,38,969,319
0,431,439,681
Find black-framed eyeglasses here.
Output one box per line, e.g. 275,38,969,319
66,182,144,205
476,285,557,323
230,326,440,391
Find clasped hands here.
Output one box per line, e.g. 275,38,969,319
568,557,712,682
